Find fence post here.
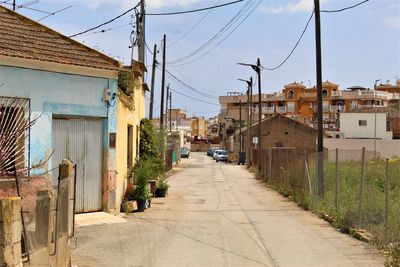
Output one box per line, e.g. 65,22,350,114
0,197,23,267
335,148,339,213
358,147,366,227
384,158,389,245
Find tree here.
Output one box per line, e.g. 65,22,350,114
139,118,160,159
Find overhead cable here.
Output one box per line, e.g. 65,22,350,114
169,88,220,106
169,0,222,48
168,0,256,65
321,0,370,13
69,1,140,38
146,0,244,16
262,11,314,71
173,0,262,67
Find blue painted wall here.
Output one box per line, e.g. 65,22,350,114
0,65,118,171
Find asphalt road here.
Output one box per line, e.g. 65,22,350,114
72,152,384,267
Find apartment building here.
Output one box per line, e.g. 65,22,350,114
219,80,400,131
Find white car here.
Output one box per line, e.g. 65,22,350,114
215,150,229,162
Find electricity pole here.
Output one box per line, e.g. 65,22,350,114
166,84,170,130
169,91,172,132
238,77,253,168
256,58,262,176
238,59,262,175
314,0,324,197
149,44,157,120
13,0,16,11
160,34,166,132
137,0,146,63
239,100,242,153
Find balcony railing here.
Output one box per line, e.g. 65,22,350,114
276,106,287,113
330,105,345,112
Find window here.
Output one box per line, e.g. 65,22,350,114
359,120,367,126
322,89,328,98
287,90,294,99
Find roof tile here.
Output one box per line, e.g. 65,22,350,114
0,6,121,71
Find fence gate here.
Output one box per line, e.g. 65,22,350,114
52,118,103,213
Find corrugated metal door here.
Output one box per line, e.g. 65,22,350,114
52,118,103,213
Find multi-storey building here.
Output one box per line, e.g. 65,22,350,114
219,80,400,131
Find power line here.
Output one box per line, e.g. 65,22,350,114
169,88,220,106
165,69,219,99
168,0,256,65
168,0,222,48
146,0,244,16
321,0,370,13
173,0,262,67
69,2,140,38
262,11,314,71
76,23,132,37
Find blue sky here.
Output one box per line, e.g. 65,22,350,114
3,0,399,118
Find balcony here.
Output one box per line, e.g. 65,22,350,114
276,106,287,113
330,105,345,112
331,91,343,99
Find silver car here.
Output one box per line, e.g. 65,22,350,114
215,150,229,162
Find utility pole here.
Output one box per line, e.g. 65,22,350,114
238,59,262,175
166,84,170,130
149,44,157,120
238,77,253,168
137,0,146,63
160,34,166,132
314,0,324,197
239,100,242,153
256,58,262,176
13,0,16,11
169,91,172,132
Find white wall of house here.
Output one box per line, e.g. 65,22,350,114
324,138,400,160
340,113,391,139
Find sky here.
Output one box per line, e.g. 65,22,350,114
2,0,399,118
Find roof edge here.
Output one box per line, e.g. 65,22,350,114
1,55,119,79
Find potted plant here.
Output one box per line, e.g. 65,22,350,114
155,178,169,197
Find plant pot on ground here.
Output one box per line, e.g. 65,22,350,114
155,179,169,197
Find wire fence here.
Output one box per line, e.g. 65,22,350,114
253,147,400,247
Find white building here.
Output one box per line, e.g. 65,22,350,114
340,112,392,140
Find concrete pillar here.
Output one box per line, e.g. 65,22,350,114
0,197,23,267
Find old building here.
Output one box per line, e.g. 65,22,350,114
0,6,145,214
241,114,317,154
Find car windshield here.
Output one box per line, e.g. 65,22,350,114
181,148,188,152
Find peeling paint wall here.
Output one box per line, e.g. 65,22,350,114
115,75,146,213
0,65,119,212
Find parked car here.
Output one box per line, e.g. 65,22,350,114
215,150,229,162
212,149,223,159
181,147,190,158
207,147,219,156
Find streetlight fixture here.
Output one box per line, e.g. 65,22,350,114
238,58,262,175
238,77,253,167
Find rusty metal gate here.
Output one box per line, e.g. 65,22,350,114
52,118,102,213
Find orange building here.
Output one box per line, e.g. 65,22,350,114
219,80,400,131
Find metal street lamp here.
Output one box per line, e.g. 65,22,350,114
238,58,263,175
238,77,253,167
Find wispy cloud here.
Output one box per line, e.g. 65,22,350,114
384,17,400,29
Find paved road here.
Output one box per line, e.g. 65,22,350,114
72,152,384,267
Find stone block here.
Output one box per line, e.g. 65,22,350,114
121,200,137,213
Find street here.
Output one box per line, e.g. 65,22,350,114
71,152,384,267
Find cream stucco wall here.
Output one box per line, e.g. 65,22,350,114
115,78,146,213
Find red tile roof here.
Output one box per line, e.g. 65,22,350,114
0,6,121,71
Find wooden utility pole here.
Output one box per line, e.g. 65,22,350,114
160,34,166,131
239,100,242,153
149,44,157,120
13,0,16,11
256,58,262,175
137,0,146,63
166,84,170,129
314,0,324,197
169,91,172,132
